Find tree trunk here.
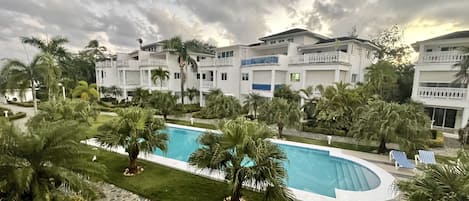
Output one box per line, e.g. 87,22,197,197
253,106,257,119
160,79,163,90
163,114,167,120
180,64,185,105
278,123,284,138
378,138,387,154
127,144,140,174
231,177,243,201
31,80,38,113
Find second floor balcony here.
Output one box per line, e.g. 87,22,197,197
139,59,167,67
421,51,465,64
199,57,233,67
416,87,467,100
289,51,350,65
117,60,139,68
241,55,288,66
96,61,115,68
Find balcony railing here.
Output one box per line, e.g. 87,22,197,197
139,59,167,67
417,87,466,100
96,61,114,68
241,55,279,66
199,57,233,67
421,51,465,63
289,51,350,64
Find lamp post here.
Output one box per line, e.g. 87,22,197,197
58,83,66,100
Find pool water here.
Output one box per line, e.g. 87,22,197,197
154,127,380,198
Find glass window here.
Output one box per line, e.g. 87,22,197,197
270,40,276,44
229,51,234,57
197,73,200,80
444,109,457,128
202,73,206,80
287,38,294,42
278,39,285,43
425,49,433,52
242,73,249,81
351,74,357,83
433,108,445,127
174,72,180,79
221,73,228,80
222,52,226,58
290,73,300,82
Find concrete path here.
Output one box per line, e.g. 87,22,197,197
1,103,35,131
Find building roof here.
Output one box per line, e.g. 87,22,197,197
316,37,372,44
420,30,469,42
258,28,329,41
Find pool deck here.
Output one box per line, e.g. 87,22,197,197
84,123,403,201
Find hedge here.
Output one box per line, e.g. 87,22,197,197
301,125,347,136
428,130,444,148
8,101,35,107
8,112,27,120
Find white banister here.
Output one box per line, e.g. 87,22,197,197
199,57,233,67
289,51,350,64
421,51,465,63
417,87,466,100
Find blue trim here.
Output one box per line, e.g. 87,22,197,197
252,84,271,91
242,56,279,66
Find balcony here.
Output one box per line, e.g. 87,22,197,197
252,84,283,91
199,57,233,67
421,51,465,63
417,87,467,100
96,61,114,68
289,52,350,65
139,59,167,67
241,55,280,66
201,81,214,89
117,60,139,68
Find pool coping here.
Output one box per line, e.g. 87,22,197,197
84,123,397,201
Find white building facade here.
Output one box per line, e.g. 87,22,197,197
411,30,469,131
198,28,378,105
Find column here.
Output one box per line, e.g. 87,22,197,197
270,70,276,95
334,68,340,83
411,69,420,99
147,69,152,89
122,70,127,98
461,108,469,129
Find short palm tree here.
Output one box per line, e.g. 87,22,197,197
189,117,294,201
131,87,151,106
151,67,170,89
109,85,123,99
96,107,168,174
163,37,198,104
243,92,265,119
148,91,177,120
72,80,99,102
397,151,469,201
0,119,105,200
206,88,223,102
453,47,469,85
186,87,199,104
258,98,302,138
274,84,300,103
300,86,318,121
200,94,241,119
1,55,43,112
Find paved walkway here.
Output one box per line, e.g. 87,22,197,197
1,103,35,131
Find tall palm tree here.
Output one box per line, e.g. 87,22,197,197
189,118,294,201
72,80,99,102
41,53,63,102
0,119,105,200
21,36,69,61
163,37,199,105
1,55,43,112
82,39,107,61
148,91,177,120
151,67,170,90
243,92,265,119
364,61,398,102
397,151,469,201
186,87,199,104
453,47,469,86
96,107,168,174
258,98,302,138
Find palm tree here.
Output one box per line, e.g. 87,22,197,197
72,80,99,102
258,98,302,138
82,39,107,61
1,55,43,112
189,117,294,201
96,107,168,174
364,61,398,102
109,85,123,99
300,86,318,121
186,87,199,104
453,47,469,86
163,37,199,105
206,88,223,102
41,53,63,102
200,94,241,119
151,67,170,90
0,119,105,200
243,92,265,119
131,87,151,107
148,91,177,120
397,151,469,201
274,84,300,103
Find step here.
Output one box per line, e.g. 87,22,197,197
339,163,354,190
344,163,361,191
335,163,347,189
353,165,371,190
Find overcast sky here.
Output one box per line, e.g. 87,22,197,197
1,0,468,61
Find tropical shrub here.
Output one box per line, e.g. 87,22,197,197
148,91,178,120
258,98,301,138
197,94,241,119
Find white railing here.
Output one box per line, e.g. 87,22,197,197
421,51,465,63
289,51,350,64
96,61,114,68
199,57,234,67
417,87,467,100
116,60,139,68
201,81,214,89
139,59,167,66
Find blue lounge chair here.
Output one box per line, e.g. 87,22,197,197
415,150,437,165
389,150,415,169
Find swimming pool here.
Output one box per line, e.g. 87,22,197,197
153,126,381,198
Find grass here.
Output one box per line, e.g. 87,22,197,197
92,147,263,201
165,118,217,130
84,115,116,139
283,135,378,153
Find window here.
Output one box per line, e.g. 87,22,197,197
197,73,200,79
100,70,104,79
222,52,226,57
270,40,276,44
290,73,300,82
217,51,234,58
196,56,200,62
426,107,457,128
425,48,433,52
278,39,285,43
241,73,249,81
174,72,180,79
287,38,294,42
202,73,206,79
351,74,357,83
221,73,228,80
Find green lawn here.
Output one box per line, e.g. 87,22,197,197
92,148,263,201
283,135,378,153
84,115,116,139
165,118,217,130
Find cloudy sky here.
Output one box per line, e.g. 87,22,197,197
1,0,468,61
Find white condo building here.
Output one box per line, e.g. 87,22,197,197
96,28,378,105
411,30,469,131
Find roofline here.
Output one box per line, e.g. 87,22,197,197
258,30,329,41
299,39,379,50
411,37,469,51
